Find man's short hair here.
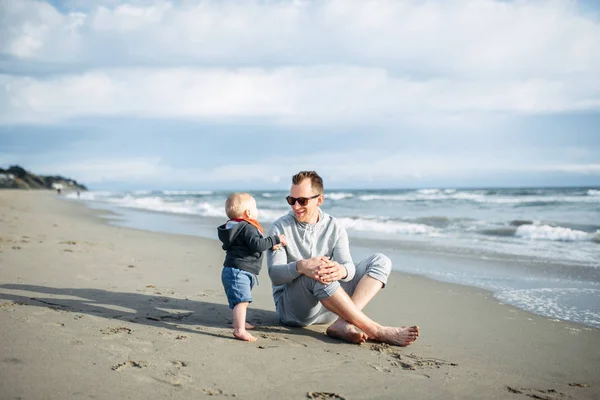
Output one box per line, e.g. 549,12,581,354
225,192,252,219
292,171,324,194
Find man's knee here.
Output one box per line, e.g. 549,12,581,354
299,275,340,301
367,253,392,286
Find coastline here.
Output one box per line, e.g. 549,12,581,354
76,196,600,329
1,190,599,399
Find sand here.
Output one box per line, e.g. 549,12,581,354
1,190,599,400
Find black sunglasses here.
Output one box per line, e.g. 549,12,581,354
286,194,320,206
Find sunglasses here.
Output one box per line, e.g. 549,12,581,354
286,194,320,206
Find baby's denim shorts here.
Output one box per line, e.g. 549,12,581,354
221,267,256,309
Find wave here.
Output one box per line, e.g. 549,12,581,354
480,227,518,237
336,217,439,236
495,288,600,328
326,192,354,200
588,189,600,196
65,191,114,200
510,220,534,227
516,224,591,242
358,191,600,205
413,216,452,228
162,190,213,196
106,195,223,217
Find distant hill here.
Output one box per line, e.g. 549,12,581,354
0,165,87,191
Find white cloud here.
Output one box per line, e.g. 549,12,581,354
1,0,599,124
2,0,600,78
2,66,599,124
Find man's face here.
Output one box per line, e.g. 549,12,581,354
289,178,322,224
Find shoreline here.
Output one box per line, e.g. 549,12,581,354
1,190,599,399
70,196,600,329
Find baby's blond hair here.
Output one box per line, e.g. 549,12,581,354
225,192,253,219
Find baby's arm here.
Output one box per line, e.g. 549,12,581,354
244,226,282,252
271,234,287,250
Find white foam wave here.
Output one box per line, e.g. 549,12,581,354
417,189,440,195
258,208,288,223
516,224,591,242
588,189,600,196
261,193,273,198
326,192,354,200
106,195,223,217
66,190,114,200
162,190,213,196
358,191,600,204
337,217,439,236
358,191,488,202
495,288,600,328
133,190,151,195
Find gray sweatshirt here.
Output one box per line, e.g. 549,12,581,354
267,209,355,304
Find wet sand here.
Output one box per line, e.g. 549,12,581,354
1,190,599,399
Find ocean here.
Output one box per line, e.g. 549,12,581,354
67,187,600,329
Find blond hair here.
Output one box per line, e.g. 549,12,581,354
225,192,253,219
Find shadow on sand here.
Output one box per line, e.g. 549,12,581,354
0,283,333,343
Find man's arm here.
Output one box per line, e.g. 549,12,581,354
317,224,356,284
267,221,301,286
332,228,355,282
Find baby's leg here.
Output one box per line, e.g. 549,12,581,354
232,302,257,342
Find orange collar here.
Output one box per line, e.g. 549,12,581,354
230,218,264,234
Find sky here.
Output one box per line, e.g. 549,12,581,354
1,0,600,190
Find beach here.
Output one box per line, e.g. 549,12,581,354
1,190,599,400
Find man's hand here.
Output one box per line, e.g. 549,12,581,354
317,259,348,284
296,256,330,281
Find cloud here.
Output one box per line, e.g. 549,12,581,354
2,66,599,125
2,0,599,78
1,0,599,125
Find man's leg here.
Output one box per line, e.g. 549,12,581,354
327,253,419,345
321,287,419,346
277,253,419,345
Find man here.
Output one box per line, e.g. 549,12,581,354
267,171,419,345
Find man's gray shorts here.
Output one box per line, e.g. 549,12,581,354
275,253,392,327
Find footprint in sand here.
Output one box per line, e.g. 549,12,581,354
0,301,25,310
369,344,457,371
101,326,132,335
506,386,571,399
154,360,193,387
307,392,347,399
201,387,237,397
111,360,147,372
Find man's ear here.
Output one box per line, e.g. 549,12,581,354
317,194,324,206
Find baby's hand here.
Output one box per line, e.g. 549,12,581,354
278,234,287,246
271,244,281,251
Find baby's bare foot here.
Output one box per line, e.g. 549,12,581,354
233,328,257,342
245,322,255,330
326,320,368,344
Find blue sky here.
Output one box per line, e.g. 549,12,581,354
1,0,599,190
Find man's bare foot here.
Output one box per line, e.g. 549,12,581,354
233,328,257,342
245,322,255,330
374,325,419,346
326,320,368,344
